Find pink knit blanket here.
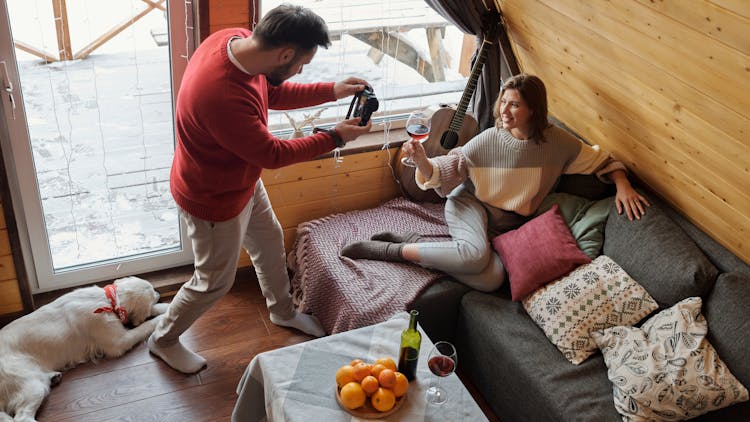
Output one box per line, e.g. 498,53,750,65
288,197,450,334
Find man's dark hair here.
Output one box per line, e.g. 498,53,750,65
254,4,331,52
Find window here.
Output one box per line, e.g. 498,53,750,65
260,0,471,135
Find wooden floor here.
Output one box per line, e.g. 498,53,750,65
33,268,499,421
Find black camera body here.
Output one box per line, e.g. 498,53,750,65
346,86,379,126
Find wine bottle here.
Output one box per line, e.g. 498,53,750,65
397,310,421,381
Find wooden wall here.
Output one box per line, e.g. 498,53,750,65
201,0,256,40
496,0,750,264
0,202,21,315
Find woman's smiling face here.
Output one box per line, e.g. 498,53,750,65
499,88,532,139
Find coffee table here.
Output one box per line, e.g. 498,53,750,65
232,312,487,421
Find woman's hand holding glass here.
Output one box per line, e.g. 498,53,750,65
400,111,431,168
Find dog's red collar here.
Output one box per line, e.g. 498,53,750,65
93,284,127,323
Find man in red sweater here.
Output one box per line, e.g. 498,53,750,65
148,4,372,373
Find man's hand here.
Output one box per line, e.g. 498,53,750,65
335,117,371,143
333,77,369,99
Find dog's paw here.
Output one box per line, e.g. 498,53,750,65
51,371,62,386
151,302,169,316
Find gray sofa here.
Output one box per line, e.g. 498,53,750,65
412,180,750,421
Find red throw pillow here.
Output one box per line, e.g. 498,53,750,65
492,204,591,301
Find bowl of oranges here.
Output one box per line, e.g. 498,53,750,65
335,357,409,418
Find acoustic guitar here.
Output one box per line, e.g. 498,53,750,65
396,15,499,203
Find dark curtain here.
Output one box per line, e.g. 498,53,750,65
424,0,514,130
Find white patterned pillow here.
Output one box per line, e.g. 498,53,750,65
522,255,658,364
592,297,749,420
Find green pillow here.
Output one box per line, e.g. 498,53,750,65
536,192,612,259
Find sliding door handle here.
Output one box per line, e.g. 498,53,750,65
0,60,17,118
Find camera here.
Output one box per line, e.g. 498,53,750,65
346,86,379,126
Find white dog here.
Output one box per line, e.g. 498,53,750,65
0,276,168,422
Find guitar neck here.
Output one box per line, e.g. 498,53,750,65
449,39,493,131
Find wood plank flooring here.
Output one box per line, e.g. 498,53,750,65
32,268,499,421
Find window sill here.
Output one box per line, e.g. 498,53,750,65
315,127,408,159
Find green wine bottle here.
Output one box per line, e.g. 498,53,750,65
397,310,421,381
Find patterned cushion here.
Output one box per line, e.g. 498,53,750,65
522,255,658,365
592,297,749,421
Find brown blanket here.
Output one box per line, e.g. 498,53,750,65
288,197,450,334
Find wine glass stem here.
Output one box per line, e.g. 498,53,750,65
433,375,442,398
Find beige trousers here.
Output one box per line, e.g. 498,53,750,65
152,180,294,345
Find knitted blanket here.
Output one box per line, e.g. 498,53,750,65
288,197,450,334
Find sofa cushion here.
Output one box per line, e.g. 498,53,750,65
701,272,750,420
603,197,719,307
410,277,471,343
455,289,621,421
536,192,613,259
492,204,591,301
592,297,749,420
522,255,658,364
705,272,750,385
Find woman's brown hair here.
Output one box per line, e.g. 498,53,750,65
493,74,549,143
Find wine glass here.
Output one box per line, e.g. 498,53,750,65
426,341,457,405
400,110,431,168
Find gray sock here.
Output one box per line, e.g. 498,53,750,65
341,240,405,262
370,231,422,244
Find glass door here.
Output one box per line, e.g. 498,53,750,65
0,0,193,291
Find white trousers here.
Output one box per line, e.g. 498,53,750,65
152,180,294,345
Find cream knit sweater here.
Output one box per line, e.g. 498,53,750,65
416,125,625,216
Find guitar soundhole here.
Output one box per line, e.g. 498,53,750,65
440,131,459,149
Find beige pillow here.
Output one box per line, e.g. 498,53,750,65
522,255,658,364
592,297,749,421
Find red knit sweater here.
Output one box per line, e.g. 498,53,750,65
170,28,338,221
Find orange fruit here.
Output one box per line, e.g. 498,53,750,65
350,358,365,367
352,362,372,382
378,368,396,388
335,365,356,387
339,382,366,410
370,363,387,379
371,387,396,412
392,372,408,397
360,375,379,395
374,357,397,372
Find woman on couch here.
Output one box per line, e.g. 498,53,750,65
342,74,649,292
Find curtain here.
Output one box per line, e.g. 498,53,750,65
424,0,515,130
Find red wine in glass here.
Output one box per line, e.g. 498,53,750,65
401,110,431,167
428,355,455,377
406,123,430,141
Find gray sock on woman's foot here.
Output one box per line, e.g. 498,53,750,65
370,231,422,244
341,240,405,262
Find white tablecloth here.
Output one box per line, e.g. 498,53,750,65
232,312,488,422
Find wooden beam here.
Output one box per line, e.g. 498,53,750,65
351,30,439,82
426,27,446,81
140,0,166,12
458,34,476,77
13,40,58,63
73,0,166,60
51,0,72,61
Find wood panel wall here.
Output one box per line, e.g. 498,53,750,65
496,0,750,264
0,201,22,315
